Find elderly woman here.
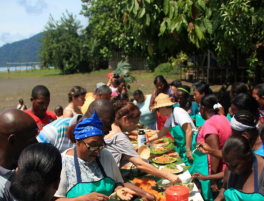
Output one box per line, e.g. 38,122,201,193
54,111,134,201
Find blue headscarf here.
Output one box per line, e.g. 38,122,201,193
74,110,103,140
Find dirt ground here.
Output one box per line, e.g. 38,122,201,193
0,70,223,113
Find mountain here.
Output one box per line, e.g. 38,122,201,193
0,33,42,67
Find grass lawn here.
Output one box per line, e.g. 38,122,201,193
0,69,223,113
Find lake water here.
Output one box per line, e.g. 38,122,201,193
0,66,54,72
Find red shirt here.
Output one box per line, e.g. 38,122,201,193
25,109,57,134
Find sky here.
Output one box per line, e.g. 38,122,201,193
0,0,88,47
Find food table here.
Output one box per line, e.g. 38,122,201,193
121,150,204,201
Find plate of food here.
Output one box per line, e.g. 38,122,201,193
152,155,177,164
159,163,183,174
175,183,194,194
150,141,175,154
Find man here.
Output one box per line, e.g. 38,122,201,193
25,85,57,134
81,85,112,114
38,99,114,153
0,109,38,201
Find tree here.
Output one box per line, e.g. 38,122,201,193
80,0,141,60
39,11,90,73
123,0,264,77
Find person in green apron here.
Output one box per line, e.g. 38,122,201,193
54,111,134,201
148,93,197,165
220,136,264,201
192,81,225,127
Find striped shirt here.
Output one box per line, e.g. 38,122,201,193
0,166,15,201
37,116,80,152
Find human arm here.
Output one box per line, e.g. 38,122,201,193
107,74,113,86
148,126,170,142
53,193,110,201
214,167,228,201
205,134,221,193
149,91,156,112
123,180,157,201
181,123,193,162
63,109,73,118
197,142,223,159
191,172,224,181
125,155,181,184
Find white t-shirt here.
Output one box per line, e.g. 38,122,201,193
55,148,123,198
110,86,118,93
164,107,196,132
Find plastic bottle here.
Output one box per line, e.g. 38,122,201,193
138,130,146,148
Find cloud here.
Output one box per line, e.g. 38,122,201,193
17,0,48,15
0,32,28,46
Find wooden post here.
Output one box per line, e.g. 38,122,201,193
207,49,210,83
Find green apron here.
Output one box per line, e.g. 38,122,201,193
224,155,264,201
169,108,197,167
192,141,214,201
195,114,205,127
66,148,116,198
226,114,232,122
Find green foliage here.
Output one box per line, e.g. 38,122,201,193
0,33,42,67
154,52,191,76
246,53,264,84
39,11,90,74
113,60,136,83
80,0,141,61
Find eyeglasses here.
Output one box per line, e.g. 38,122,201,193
81,140,106,151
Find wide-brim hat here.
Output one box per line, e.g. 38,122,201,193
152,93,175,109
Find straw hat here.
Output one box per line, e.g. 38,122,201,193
152,93,175,109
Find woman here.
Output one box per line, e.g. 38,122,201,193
104,101,181,184
169,80,182,101
230,93,259,122
133,90,157,130
197,110,260,159
252,84,264,128
64,86,86,118
227,82,248,119
54,111,134,200
229,82,248,100
10,143,62,201
176,85,199,118
149,75,174,138
192,81,224,126
107,73,120,93
192,110,260,183
116,78,127,95
222,136,264,200
148,93,197,165
196,94,232,196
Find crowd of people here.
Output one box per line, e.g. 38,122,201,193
2,72,264,201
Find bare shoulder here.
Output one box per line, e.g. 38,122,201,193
63,109,73,118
